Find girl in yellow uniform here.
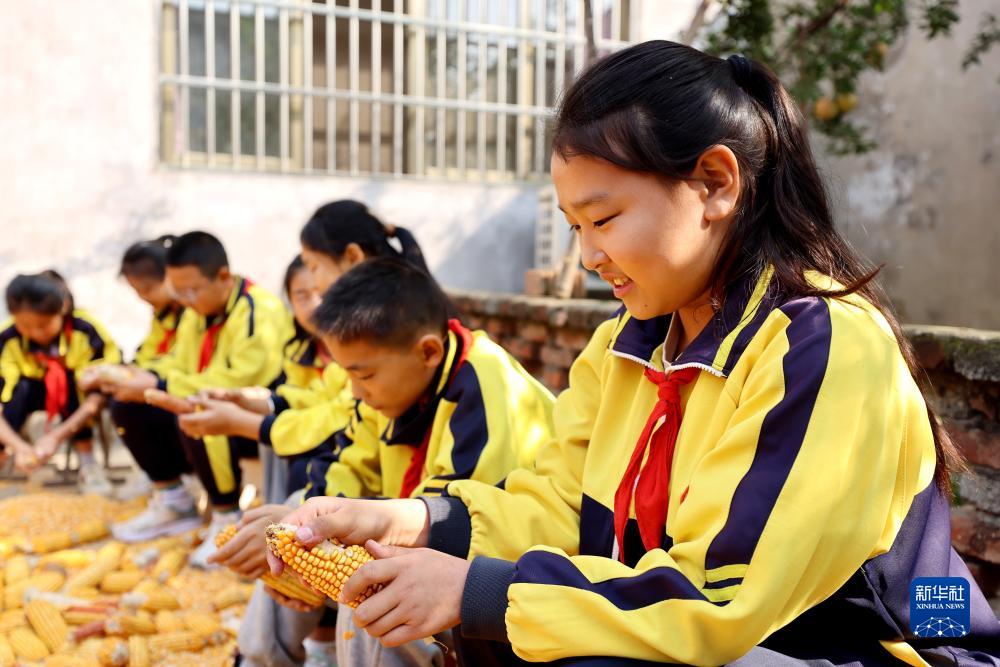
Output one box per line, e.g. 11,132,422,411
273,42,1000,666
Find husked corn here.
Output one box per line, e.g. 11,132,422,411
127,635,149,667
153,610,185,634
151,549,186,584
0,634,14,667
98,638,129,667
5,555,29,586
9,626,49,661
120,589,180,611
215,522,325,607
0,609,26,632
25,599,68,653
211,587,248,611
147,631,206,653
105,613,156,636
100,571,144,594
265,523,380,608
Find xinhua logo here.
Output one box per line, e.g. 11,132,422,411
910,577,970,638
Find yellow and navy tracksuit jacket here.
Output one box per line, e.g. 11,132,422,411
148,277,291,499
148,277,290,397
258,334,354,459
426,270,1000,665
133,305,184,368
304,322,555,500
1,311,120,431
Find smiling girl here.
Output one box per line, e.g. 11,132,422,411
273,41,1000,665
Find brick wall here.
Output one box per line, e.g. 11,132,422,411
452,290,1000,608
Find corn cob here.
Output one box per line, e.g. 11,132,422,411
0,635,14,667
5,555,29,586
214,523,325,607
46,655,102,667
5,571,66,609
25,599,68,653
127,635,149,667
0,609,26,632
100,571,144,594
73,619,109,643
147,631,206,653
120,589,180,611
73,520,110,545
265,523,380,608
28,532,74,554
183,613,228,645
211,586,248,611
98,638,129,667
9,626,50,661
40,548,95,569
67,543,124,591
105,613,156,636
151,548,186,584
65,609,109,625
153,610,185,634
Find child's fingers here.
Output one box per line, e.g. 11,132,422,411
379,624,421,648
358,602,407,638
365,540,412,560
352,587,401,630
266,550,285,576
340,560,396,605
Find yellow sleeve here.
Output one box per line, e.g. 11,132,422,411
446,319,610,561
0,335,23,404
266,387,355,458
499,298,934,664
71,313,121,370
304,402,383,499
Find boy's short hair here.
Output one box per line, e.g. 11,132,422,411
6,272,70,316
312,257,450,348
165,231,229,278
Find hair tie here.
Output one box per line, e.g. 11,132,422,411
727,54,753,83
383,224,397,238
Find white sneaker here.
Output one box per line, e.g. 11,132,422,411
189,510,241,569
115,468,154,501
78,462,114,497
112,488,203,543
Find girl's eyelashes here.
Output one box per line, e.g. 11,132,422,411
593,214,618,228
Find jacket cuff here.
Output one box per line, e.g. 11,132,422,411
421,496,471,558
270,391,290,415
155,377,168,392
460,556,514,643
258,414,277,446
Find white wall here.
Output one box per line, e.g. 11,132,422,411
0,1,539,353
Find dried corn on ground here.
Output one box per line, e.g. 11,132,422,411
0,492,250,666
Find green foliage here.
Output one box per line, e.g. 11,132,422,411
699,0,997,154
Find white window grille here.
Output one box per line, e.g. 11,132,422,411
157,0,636,182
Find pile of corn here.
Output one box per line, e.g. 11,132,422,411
0,494,252,666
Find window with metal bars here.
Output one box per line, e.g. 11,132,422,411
157,0,634,182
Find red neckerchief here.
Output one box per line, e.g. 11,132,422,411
613,366,699,560
398,319,473,498
33,319,74,423
155,307,181,355
198,279,252,372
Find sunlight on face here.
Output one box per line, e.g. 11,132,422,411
287,269,322,335
551,154,726,320
165,265,231,317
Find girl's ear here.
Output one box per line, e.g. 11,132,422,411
342,242,366,268
692,145,741,224
415,334,446,369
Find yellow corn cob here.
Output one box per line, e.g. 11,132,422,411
45,655,101,667
5,555,29,586
215,523,325,606
153,610,185,634
105,613,156,636
64,609,109,625
72,586,102,599
0,609,26,632
25,599,68,653
147,631,206,653
27,570,66,593
98,638,129,667
9,626,50,661
212,586,248,611
120,589,180,611
151,549,186,584
127,635,149,667
265,523,380,608
0,635,14,667
28,532,74,554
100,571,144,594
39,548,95,569
182,612,220,635
72,520,110,545
67,543,124,591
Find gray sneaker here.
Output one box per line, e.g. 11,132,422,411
111,490,203,542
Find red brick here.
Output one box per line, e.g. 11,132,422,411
518,321,550,344
912,338,946,370
949,421,1000,470
540,345,577,369
555,328,593,352
504,339,540,365
485,317,510,338
950,505,1000,565
542,368,569,392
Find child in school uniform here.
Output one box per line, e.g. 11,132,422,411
273,41,1000,666
0,271,120,495
231,258,555,667
103,236,189,501
104,231,290,567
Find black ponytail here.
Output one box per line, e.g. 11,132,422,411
121,235,176,281
553,40,964,495
300,200,430,273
